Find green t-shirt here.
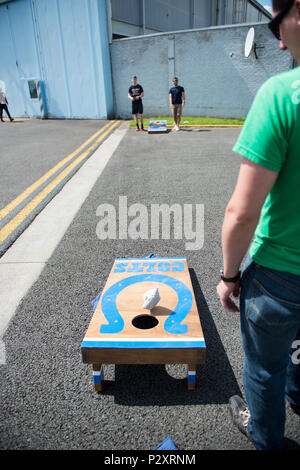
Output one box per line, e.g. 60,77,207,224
233,67,300,275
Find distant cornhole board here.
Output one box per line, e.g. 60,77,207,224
81,257,206,391
148,120,167,133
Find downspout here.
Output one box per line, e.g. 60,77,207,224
216,0,220,26
142,0,146,35
106,0,112,44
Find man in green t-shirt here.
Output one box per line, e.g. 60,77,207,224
217,0,300,450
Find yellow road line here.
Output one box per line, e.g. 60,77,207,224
0,120,116,221
0,120,120,244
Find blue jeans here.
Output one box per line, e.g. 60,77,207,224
240,256,300,450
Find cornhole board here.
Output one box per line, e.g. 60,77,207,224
148,120,167,133
81,257,206,391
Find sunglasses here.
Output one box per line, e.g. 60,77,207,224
268,0,294,40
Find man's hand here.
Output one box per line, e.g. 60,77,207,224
182,102,185,108
216,280,240,313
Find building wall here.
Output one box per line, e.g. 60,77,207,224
201,1,266,26
0,0,41,117
223,0,262,24
146,0,192,31
0,0,113,118
109,0,271,38
194,0,213,28
110,22,293,119
1,0,274,119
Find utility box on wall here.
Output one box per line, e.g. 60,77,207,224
26,79,47,119
28,80,47,119
28,80,38,99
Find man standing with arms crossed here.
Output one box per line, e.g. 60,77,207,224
169,77,185,131
217,0,300,450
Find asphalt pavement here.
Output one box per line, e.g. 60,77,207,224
0,119,109,208
0,119,119,256
0,125,299,450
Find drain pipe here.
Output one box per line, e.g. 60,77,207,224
216,0,220,25
142,0,146,35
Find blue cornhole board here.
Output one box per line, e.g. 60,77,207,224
148,120,167,133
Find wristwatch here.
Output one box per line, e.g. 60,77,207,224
220,269,241,283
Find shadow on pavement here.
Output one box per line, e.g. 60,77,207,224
180,128,212,132
1,120,24,123
146,129,172,134
100,268,241,406
283,437,300,450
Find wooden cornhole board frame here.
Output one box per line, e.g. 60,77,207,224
81,257,206,391
148,120,168,133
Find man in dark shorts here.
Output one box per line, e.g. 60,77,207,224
169,77,185,131
128,76,145,132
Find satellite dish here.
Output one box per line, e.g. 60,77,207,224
245,27,255,58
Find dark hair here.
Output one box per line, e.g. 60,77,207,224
272,0,293,10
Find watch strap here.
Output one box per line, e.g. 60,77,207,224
220,270,241,283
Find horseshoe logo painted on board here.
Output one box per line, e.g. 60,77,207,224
100,274,193,334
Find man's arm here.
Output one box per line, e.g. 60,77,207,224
181,91,185,107
217,157,278,312
128,92,134,101
169,93,173,107
134,87,144,100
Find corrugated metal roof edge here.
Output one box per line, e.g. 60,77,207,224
248,0,273,19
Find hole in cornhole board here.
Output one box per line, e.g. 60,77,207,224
132,314,159,330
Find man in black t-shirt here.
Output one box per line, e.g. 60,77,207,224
169,77,185,131
128,76,145,131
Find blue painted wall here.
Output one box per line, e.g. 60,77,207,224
0,0,113,118
0,0,40,117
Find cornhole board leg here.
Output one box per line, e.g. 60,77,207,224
92,363,198,391
187,364,196,390
92,364,104,392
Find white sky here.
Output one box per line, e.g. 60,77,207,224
258,0,273,14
